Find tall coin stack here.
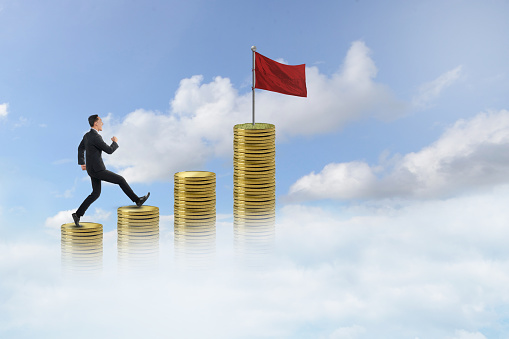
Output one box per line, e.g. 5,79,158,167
233,123,276,267
174,171,216,269
117,205,160,272
61,222,103,275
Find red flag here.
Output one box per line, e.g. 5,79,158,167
254,52,307,97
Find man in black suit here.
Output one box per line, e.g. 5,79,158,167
72,115,149,226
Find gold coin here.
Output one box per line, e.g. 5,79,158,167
234,144,275,150
233,171,275,177
117,211,159,216
233,133,275,137
174,190,216,196
174,221,216,228
174,206,215,213
61,236,103,243
174,181,215,187
234,201,275,206
234,145,275,150
61,238,103,245
234,181,275,186
234,185,276,190
118,215,159,222
174,215,216,222
61,229,103,235
234,143,274,148
117,205,159,214
234,149,275,154
174,212,216,219
234,158,275,163
174,171,215,179
233,162,275,167
174,199,216,205
117,226,159,233
174,219,216,225
61,222,102,231
117,214,159,220
234,203,275,209
118,233,160,240
234,190,275,196
117,223,159,229
174,180,216,186
233,138,275,143
173,179,216,186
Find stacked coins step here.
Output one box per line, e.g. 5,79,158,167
174,171,216,268
233,123,276,219
117,205,160,271
61,222,103,273
174,171,216,225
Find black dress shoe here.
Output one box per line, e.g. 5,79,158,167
136,192,150,207
72,213,81,227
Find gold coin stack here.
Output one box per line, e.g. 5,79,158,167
233,123,276,221
174,171,216,269
117,205,160,272
61,222,103,274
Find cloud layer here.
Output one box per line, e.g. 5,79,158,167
413,66,463,109
3,188,509,338
103,41,404,183
288,110,509,201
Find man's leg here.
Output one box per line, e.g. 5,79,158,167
76,177,101,217
92,170,139,203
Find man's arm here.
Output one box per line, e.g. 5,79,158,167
78,138,85,165
93,133,119,154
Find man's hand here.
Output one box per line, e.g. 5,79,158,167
81,165,86,171
111,136,118,143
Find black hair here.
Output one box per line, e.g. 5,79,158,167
88,114,99,127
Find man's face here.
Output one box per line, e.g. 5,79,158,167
95,117,103,131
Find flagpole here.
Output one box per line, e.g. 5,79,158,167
251,46,256,126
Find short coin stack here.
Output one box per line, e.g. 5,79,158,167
233,123,276,222
174,171,216,268
174,171,216,226
117,205,160,272
61,222,103,274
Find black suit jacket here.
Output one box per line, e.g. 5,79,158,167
78,129,118,175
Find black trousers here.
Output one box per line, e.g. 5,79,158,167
76,170,138,217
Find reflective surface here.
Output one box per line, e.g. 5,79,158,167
61,222,103,276
117,205,160,273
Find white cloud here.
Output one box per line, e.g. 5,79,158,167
44,208,112,234
288,110,509,201
413,65,463,109
0,103,8,118
329,325,366,339
2,189,509,338
103,41,404,183
448,330,488,339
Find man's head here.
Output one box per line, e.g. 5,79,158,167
88,115,103,131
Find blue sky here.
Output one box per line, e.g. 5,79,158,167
2,0,509,338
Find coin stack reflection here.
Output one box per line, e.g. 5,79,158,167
233,123,276,267
174,171,216,269
117,205,159,272
61,222,103,275
234,211,276,268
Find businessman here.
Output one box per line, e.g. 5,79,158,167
72,115,149,226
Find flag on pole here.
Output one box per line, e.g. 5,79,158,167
254,52,307,97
